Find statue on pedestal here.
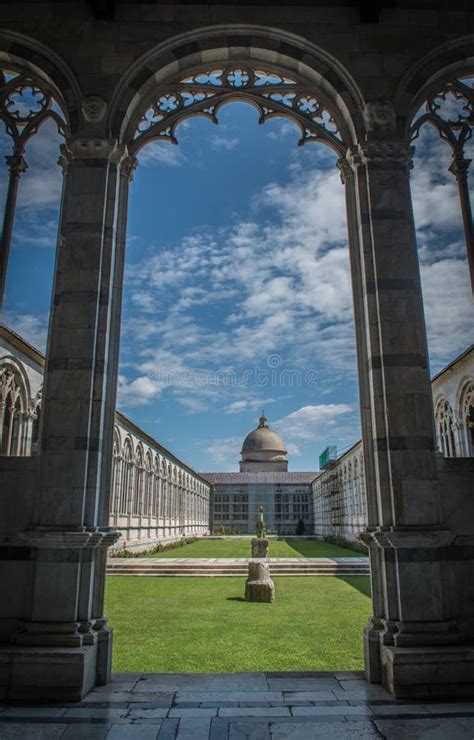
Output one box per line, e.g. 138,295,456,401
256,505,266,539
251,505,269,558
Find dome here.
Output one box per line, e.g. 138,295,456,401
241,416,286,454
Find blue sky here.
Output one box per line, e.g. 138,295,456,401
1,98,472,472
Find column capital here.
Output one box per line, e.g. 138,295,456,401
5,154,28,177
346,140,414,170
448,155,471,181
336,156,354,184
57,137,130,173
121,154,138,182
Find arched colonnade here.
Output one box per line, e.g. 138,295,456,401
0,24,474,700
110,423,210,546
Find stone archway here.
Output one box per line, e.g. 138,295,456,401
1,24,473,702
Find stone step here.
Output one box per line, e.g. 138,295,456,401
107,556,370,577
107,572,370,577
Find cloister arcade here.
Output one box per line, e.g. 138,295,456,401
433,355,474,458
109,423,210,547
0,325,211,549
0,360,40,456
0,8,473,702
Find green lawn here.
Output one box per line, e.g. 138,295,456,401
106,576,371,672
150,538,363,559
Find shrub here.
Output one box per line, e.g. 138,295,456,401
324,534,368,554
295,518,305,536
111,536,200,558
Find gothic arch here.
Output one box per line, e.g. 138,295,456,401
435,397,457,458
458,378,474,456
113,425,122,452
0,29,80,131
456,376,474,418
0,357,29,456
395,34,474,137
108,25,365,155
0,355,31,406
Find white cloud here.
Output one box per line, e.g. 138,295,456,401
275,403,354,440
266,120,300,141
137,141,185,167
117,374,162,407
0,119,63,212
210,135,240,151
225,397,277,414
202,435,242,470
419,257,472,374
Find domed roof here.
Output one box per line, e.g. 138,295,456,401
241,416,286,454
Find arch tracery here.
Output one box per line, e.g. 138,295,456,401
459,379,474,456
0,358,35,456
0,66,68,154
0,62,70,310
401,40,474,292
436,398,457,458
128,63,347,155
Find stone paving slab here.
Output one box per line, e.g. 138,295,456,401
2,672,474,739
374,717,474,738
269,720,380,739
174,692,284,703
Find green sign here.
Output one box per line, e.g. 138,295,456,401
319,445,337,470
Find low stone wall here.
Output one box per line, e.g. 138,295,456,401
0,457,38,642
438,457,474,641
109,529,210,555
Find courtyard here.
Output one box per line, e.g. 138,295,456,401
1,0,474,723
106,575,371,673
136,538,364,559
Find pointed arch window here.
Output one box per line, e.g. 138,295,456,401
436,399,457,457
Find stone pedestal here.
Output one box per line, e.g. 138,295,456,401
251,539,269,558
245,561,275,603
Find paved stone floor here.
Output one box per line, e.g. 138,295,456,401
2,671,474,738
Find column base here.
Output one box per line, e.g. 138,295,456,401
0,640,111,701
381,644,474,698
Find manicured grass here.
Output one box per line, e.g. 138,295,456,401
150,538,363,559
106,576,371,673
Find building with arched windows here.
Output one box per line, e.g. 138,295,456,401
312,345,474,541
432,346,474,458
0,324,211,552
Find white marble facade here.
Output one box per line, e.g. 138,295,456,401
0,325,210,552
432,346,474,458
312,441,367,542
0,325,43,457
312,345,474,542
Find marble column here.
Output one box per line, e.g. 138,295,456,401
0,153,28,311
448,155,474,293
342,134,466,697
8,138,136,700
